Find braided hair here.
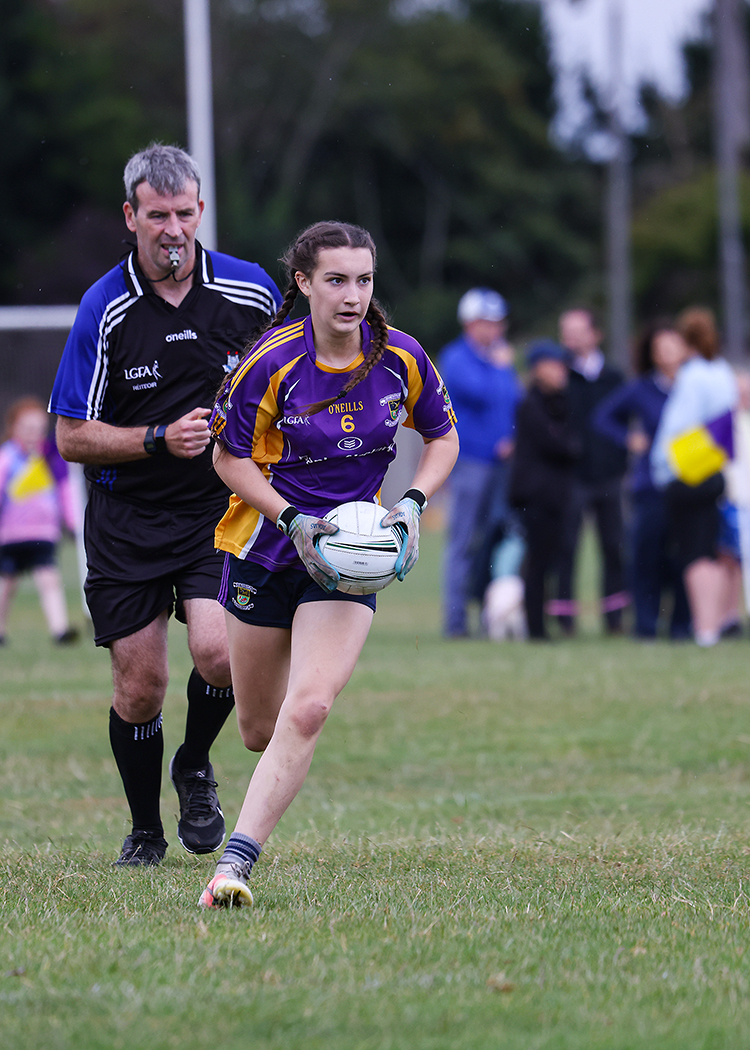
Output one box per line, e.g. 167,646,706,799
269,221,390,415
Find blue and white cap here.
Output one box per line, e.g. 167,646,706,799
457,288,508,325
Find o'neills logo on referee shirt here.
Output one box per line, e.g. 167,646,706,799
165,329,198,342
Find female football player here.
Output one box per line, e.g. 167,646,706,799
200,221,459,907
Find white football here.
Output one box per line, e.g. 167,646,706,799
317,501,402,594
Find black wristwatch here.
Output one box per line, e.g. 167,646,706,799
144,424,168,456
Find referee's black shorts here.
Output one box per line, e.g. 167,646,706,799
83,487,228,647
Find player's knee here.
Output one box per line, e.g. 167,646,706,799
113,668,168,721
191,649,231,690
236,709,274,751
239,724,273,752
288,694,333,739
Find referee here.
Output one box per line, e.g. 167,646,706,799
49,144,281,866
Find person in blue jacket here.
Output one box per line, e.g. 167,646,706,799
594,320,691,639
439,288,523,637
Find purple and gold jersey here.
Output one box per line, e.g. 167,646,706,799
210,315,456,569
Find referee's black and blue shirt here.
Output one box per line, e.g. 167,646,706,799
49,243,281,508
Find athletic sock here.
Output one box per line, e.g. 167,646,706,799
217,833,262,875
108,707,164,835
177,669,235,771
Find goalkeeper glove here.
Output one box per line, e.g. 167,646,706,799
380,488,428,581
277,506,340,592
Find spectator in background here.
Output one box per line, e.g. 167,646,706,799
509,340,580,641
715,370,750,638
552,308,628,635
594,321,691,640
0,397,79,646
439,288,523,637
651,307,739,647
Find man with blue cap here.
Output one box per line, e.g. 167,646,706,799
439,288,523,637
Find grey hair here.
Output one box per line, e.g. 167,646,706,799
123,144,201,209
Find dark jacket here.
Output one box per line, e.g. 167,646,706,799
567,364,628,484
593,373,670,494
509,384,581,511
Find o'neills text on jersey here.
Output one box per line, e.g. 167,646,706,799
165,329,198,342
328,401,364,414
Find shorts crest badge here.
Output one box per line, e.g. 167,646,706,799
232,582,256,609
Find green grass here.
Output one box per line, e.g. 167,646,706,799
2,529,750,1049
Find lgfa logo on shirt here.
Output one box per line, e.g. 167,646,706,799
125,360,162,382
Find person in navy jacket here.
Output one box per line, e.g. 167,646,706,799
594,320,691,639
552,309,628,635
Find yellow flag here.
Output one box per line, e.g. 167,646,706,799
667,427,727,486
7,455,54,501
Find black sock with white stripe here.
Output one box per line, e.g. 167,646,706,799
109,706,164,836
177,668,235,771
217,833,262,875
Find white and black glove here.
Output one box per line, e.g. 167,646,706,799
381,488,428,581
276,506,340,592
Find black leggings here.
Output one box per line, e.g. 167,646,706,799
520,504,565,639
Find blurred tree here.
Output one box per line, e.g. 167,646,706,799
3,0,600,349
629,7,750,330
212,0,600,347
0,0,149,303
631,169,750,319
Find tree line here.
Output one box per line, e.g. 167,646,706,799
1,0,742,355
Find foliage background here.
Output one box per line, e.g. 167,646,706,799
1,0,746,353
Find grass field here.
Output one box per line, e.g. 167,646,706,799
2,528,750,1049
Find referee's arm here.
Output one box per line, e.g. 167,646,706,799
56,409,212,465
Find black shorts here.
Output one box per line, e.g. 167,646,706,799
0,540,57,575
667,475,724,569
218,552,376,629
84,487,228,647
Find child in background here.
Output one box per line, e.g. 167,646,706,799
0,397,79,645
509,341,580,640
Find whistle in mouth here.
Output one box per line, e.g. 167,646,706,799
168,246,180,269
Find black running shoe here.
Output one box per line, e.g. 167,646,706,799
55,628,80,645
169,752,225,854
114,830,168,867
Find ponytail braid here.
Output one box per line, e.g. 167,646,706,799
269,280,300,330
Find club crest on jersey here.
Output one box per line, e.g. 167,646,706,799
224,352,240,374
379,393,402,428
232,582,256,609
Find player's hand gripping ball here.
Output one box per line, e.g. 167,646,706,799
380,495,423,580
316,501,403,594
287,513,340,592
